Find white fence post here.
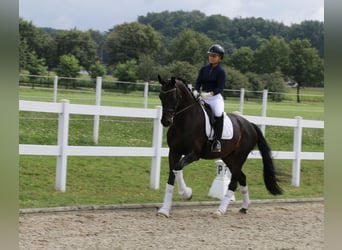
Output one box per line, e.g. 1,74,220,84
240,88,245,114
150,106,163,189
261,89,268,134
56,99,70,192
53,76,58,102
93,76,102,144
292,116,303,186
144,82,149,109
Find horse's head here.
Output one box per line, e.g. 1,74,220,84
158,75,195,127
158,75,179,127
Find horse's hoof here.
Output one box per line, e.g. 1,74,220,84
212,210,223,217
239,208,248,214
183,187,192,200
157,208,170,218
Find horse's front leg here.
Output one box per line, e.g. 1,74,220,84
157,151,181,218
158,150,199,217
173,151,200,200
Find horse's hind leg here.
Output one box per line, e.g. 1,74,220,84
214,174,238,216
238,171,250,214
216,172,250,216
214,155,249,216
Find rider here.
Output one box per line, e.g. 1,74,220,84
193,44,226,152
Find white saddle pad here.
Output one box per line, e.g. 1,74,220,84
201,106,233,140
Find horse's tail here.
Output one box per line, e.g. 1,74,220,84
252,123,283,195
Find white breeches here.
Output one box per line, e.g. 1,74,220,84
204,93,224,117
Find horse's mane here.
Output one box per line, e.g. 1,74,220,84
173,76,196,99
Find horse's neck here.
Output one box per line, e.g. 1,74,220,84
176,83,194,108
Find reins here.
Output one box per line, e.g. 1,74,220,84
174,101,197,116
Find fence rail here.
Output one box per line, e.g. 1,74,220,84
19,100,324,192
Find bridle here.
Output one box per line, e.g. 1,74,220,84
160,85,197,118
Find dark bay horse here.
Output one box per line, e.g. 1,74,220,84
157,75,283,217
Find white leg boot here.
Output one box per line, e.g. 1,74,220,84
157,183,174,218
173,170,192,200
214,190,235,216
240,185,250,214
241,185,250,209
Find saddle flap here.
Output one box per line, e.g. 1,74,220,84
200,104,233,140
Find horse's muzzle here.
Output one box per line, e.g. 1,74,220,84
161,117,173,127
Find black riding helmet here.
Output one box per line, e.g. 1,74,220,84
207,44,225,59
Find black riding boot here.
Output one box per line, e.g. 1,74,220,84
211,114,224,152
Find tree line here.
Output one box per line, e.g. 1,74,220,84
19,10,324,102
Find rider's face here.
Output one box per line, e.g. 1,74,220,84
208,53,221,65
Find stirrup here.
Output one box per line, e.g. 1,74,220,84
211,140,221,152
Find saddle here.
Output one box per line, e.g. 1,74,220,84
202,102,215,127
199,101,234,140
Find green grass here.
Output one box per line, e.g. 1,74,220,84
19,87,324,208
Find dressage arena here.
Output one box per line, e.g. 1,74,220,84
19,198,323,250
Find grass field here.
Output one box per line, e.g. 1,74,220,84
19,86,324,208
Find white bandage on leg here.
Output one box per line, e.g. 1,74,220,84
173,170,192,199
240,185,250,209
158,183,174,217
217,190,235,214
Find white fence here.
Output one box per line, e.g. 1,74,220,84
19,74,324,113
19,100,324,192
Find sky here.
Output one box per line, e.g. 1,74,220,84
19,0,324,32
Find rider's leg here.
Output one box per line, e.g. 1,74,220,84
205,94,224,153
211,114,223,152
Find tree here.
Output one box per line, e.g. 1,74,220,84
245,72,263,94
259,72,287,101
229,17,281,49
26,52,47,75
113,59,138,82
288,21,324,58
224,66,249,97
88,29,109,64
55,54,81,78
19,18,52,72
55,54,81,89
253,36,290,74
196,14,234,52
54,29,98,71
106,22,161,65
89,61,106,79
19,18,52,61
284,39,324,102
230,46,254,73
167,29,213,66
19,39,30,72
138,10,206,39
158,61,198,85
137,54,157,82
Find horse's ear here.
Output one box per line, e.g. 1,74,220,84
158,74,165,85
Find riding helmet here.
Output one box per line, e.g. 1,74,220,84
207,44,225,59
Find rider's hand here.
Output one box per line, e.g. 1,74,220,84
201,92,213,99
192,89,199,98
